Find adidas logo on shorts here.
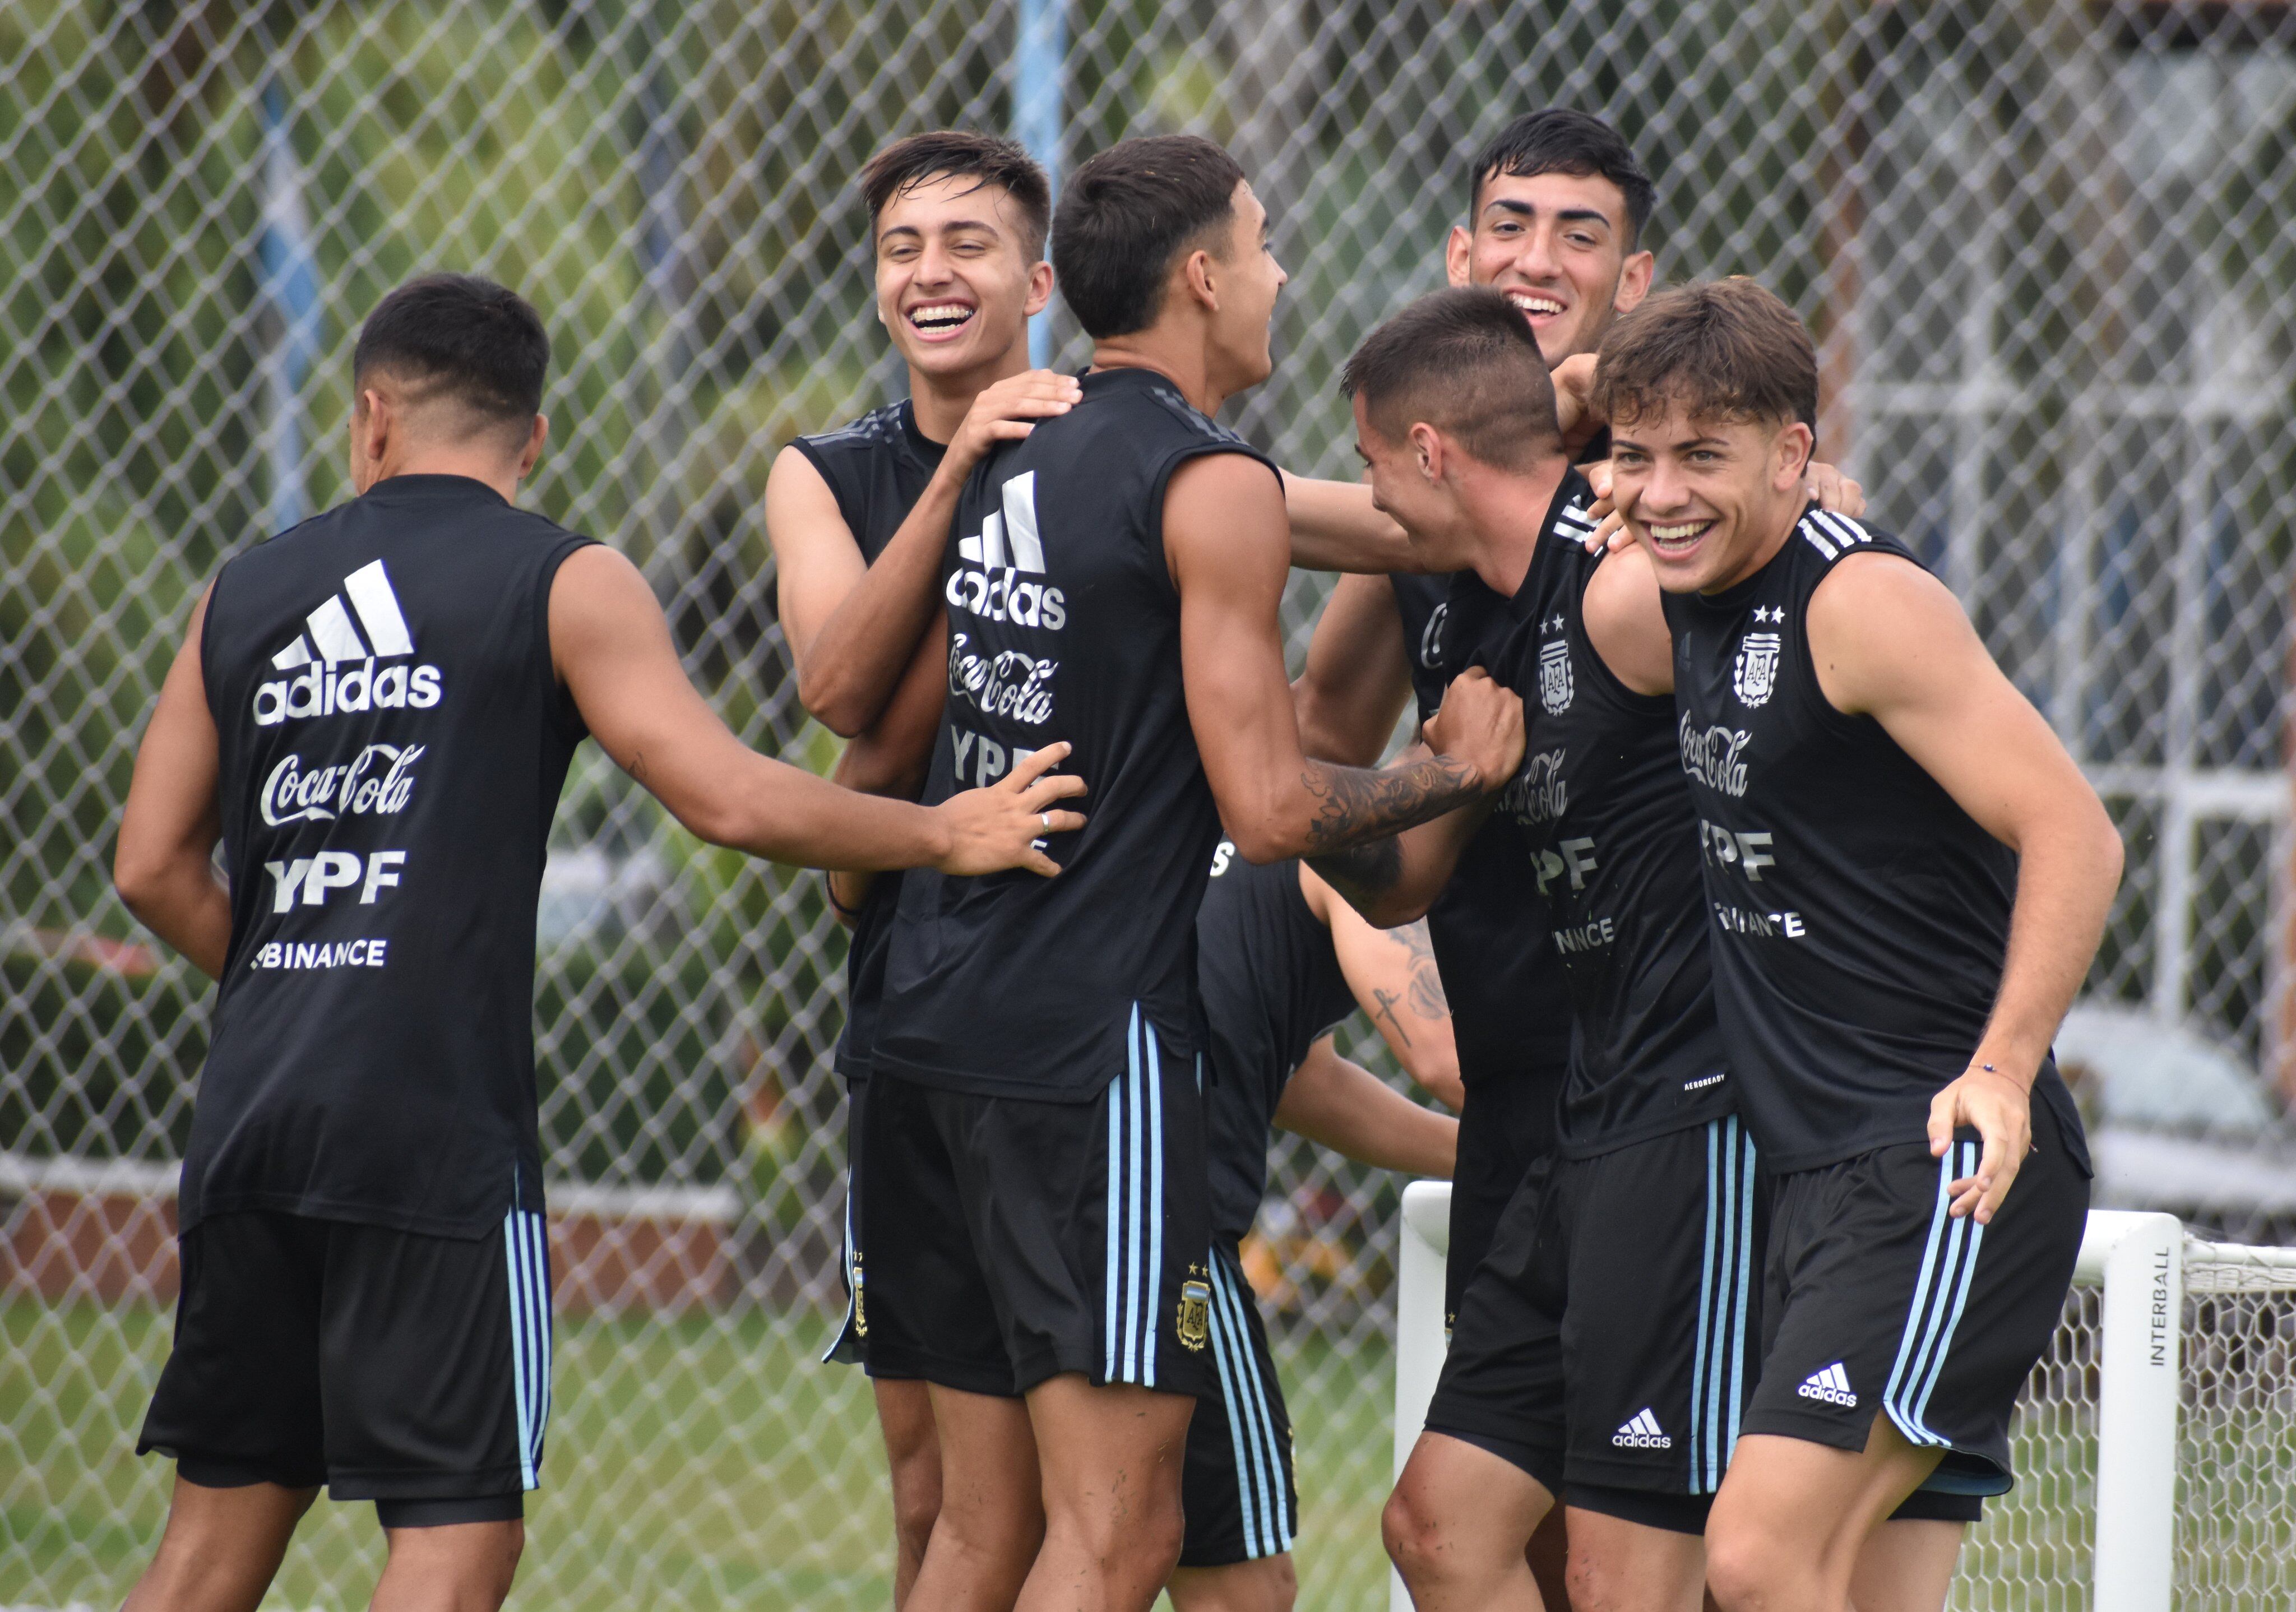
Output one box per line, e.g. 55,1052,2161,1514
1798,1361,1859,1407
1611,1408,1672,1449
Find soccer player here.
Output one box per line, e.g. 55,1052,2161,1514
860,134,1526,1612
762,128,1076,1606
109,273,1082,1612
1599,278,2118,1612
1174,842,1462,1612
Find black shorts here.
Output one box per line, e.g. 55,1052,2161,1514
1746,1096,2090,1495
1428,1116,1767,1504
862,1048,1216,1400
1178,1240,1299,1567
138,1209,548,1526
1446,1068,1562,1326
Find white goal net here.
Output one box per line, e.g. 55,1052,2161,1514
4,2,2293,1608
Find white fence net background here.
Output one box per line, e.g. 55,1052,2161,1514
3,1,2293,1606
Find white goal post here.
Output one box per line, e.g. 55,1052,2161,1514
1392,1181,2296,1612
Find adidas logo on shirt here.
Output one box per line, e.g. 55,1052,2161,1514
1798,1362,1858,1407
1611,1408,1672,1449
253,560,444,726
945,472,1068,631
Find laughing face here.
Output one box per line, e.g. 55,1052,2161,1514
1607,396,1814,595
1447,168,1653,365
873,171,1051,381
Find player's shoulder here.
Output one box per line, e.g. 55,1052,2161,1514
797,400,908,457
1790,506,1917,571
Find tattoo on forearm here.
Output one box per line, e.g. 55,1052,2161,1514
1407,957,1449,1020
1371,988,1415,1048
1300,756,1481,852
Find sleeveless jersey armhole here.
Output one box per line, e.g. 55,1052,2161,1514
1149,442,1284,606
537,535,600,745
1573,548,1676,720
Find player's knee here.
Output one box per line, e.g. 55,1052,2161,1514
1381,1482,1450,1585
890,1477,942,1568
1703,1517,1799,1612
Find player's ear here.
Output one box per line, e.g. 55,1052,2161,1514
1025,258,1054,319
1615,248,1655,313
1409,420,1443,483
1182,247,1219,313
1773,422,1813,492
516,414,549,481
1445,225,1473,289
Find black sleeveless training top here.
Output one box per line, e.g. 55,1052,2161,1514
1196,846,1358,1245
874,365,1276,1100
790,400,946,1081
187,474,593,1236
1388,506,1579,1099
1497,529,1732,1158
1662,506,2090,1174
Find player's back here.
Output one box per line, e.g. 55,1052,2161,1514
191,474,593,1237
876,365,1274,1098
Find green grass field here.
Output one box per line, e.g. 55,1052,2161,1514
1,1299,1397,1610
24,1293,2296,1610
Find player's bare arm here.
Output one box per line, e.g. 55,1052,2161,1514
1273,1035,1458,1179
766,369,1078,737
823,614,951,926
1303,680,1514,923
1292,571,1415,766
550,543,1080,875
113,585,230,982
1169,453,1521,861
1300,863,1464,1110
1809,551,2122,1223
1577,539,1674,696
1279,470,1420,573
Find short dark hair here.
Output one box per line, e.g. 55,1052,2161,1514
1341,287,1562,469
1052,135,1248,340
1592,277,1817,433
1466,109,1656,248
860,129,1052,260
351,274,549,439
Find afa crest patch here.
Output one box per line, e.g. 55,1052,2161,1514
1177,1265,1212,1354
850,1250,868,1338
1734,631,1782,707
1538,636,1574,714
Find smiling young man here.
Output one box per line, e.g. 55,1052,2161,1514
1598,280,2120,1612
761,130,1078,1606
112,273,1082,1612
860,134,1527,1612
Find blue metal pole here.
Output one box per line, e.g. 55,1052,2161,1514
1015,0,1066,367
261,80,319,532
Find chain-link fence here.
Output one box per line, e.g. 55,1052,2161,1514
4,1,2293,1606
